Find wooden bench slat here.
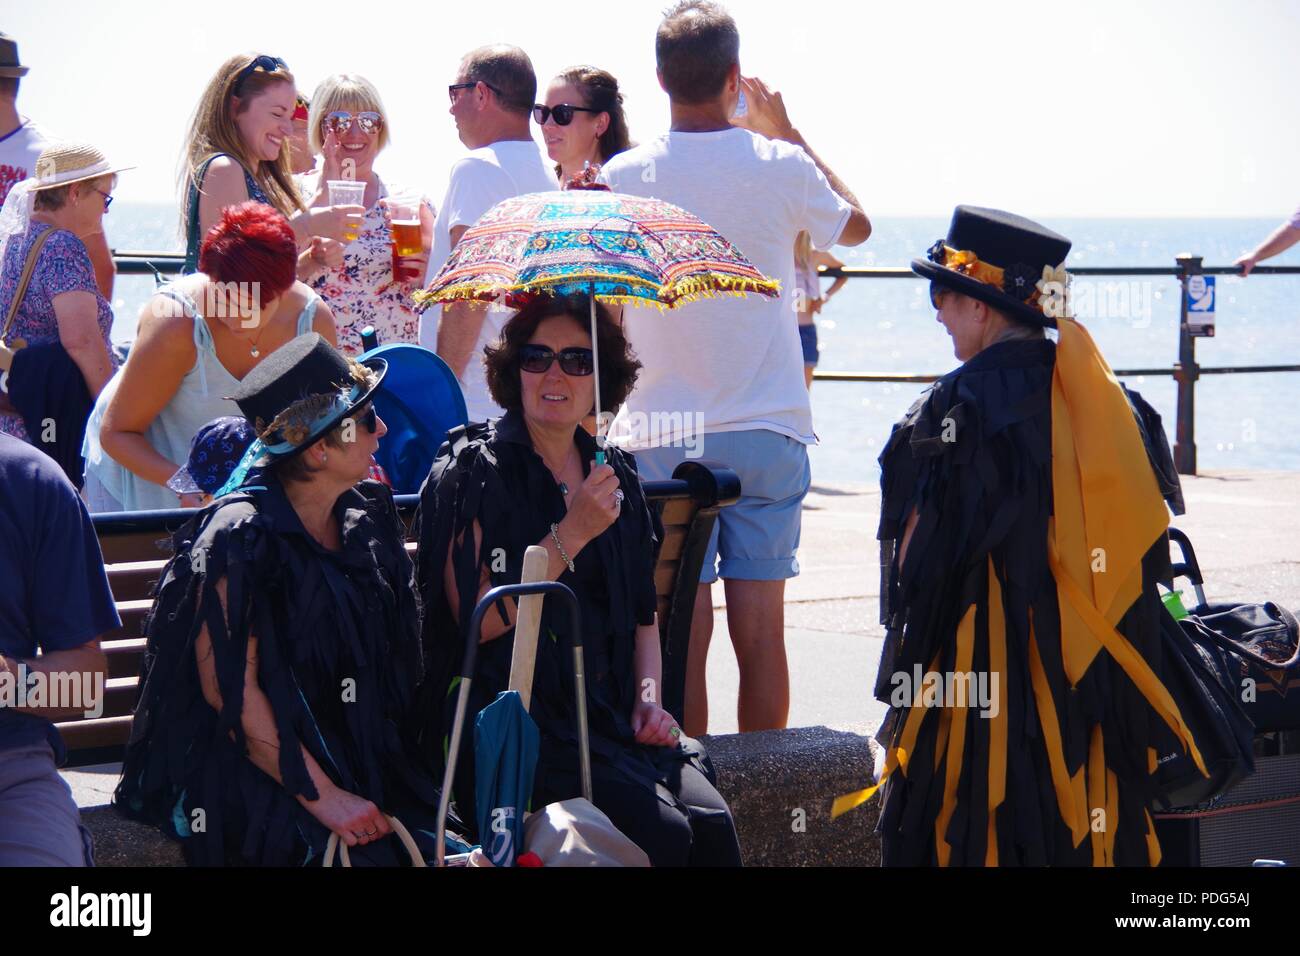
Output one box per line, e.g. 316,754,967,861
105,561,169,602
659,498,697,528
57,715,133,752
104,638,147,679
99,532,175,565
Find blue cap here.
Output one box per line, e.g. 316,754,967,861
167,417,258,495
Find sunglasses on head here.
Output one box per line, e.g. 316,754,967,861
293,95,310,122
532,103,600,126
519,344,595,376
325,110,383,135
233,55,290,96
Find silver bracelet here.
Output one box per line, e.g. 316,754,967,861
550,523,575,573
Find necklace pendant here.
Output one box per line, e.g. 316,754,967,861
559,481,569,497
250,347,260,357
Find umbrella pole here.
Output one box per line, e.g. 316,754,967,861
590,290,606,466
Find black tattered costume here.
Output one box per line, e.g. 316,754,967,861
838,208,1212,866
114,477,447,865
413,411,741,867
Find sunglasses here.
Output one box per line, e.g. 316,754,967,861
92,188,113,212
532,103,600,127
293,95,310,122
448,80,502,104
520,344,595,377
325,110,383,135
347,404,378,434
233,55,290,96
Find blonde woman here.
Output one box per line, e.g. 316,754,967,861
300,73,435,353
179,53,360,277
794,230,846,389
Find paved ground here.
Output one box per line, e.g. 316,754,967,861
698,470,1300,736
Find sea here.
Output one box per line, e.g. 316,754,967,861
104,206,1300,485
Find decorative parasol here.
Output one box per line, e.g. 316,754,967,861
413,178,779,461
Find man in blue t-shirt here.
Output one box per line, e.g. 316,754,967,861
0,433,117,865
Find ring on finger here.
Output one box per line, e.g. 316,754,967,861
613,489,625,504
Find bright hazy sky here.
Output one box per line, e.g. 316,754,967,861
7,0,1299,217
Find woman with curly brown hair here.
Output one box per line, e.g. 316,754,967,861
414,295,742,866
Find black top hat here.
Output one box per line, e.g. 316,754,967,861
0,34,30,78
911,206,1072,328
228,333,386,460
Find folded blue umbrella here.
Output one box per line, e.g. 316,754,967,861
474,690,539,867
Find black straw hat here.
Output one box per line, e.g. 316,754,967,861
228,333,386,461
911,206,1072,327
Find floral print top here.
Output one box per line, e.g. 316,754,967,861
0,222,116,441
300,172,435,355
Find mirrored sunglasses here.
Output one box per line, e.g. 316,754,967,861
325,110,383,135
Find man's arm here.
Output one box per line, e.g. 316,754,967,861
435,224,489,380
734,76,871,247
0,642,106,721
1235,220,1300,276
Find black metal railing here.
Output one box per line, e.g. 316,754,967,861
109,252,1300,476
811,260,1300,475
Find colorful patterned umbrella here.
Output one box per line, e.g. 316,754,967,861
413,187,780,310
413,184,780,458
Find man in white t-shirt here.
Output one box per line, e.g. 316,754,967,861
601,1,871,737
0,32,115,298
420,44,555,423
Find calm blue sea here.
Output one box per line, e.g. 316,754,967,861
104,206,1300,483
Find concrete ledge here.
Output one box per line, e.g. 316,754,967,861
702,726,881,867
65,725,882,867
63,763,184,867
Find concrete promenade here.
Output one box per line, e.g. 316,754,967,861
699,470,1300,736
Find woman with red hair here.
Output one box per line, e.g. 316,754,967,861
84,202,338,511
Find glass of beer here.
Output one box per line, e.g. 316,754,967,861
388,197,423,281
327,179,366,242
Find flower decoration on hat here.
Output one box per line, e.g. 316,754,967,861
1036,263,1072,320
1002,263,1039,301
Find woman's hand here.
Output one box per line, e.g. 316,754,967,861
305,784,393,848
559,463,621,552
631,701,681,747
319,125,348,183
309,205,365,244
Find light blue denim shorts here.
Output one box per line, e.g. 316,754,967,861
634,429,811,583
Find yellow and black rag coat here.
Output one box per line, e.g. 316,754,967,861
839,322,1208,866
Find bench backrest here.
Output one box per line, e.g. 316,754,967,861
60,462,739,766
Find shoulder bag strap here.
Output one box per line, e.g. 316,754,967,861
185,154,226,275
2,226,56,343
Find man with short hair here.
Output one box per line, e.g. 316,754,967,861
0,32,115,299
0,433,116,865
421,44,555,423
601,1,870,736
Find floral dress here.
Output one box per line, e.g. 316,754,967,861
300,172,435,355
0,222,116,441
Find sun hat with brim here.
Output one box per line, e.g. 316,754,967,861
911,205,1072,328
31,142,136,191
167,416,258,496
211,333,388,497
0,34,29,78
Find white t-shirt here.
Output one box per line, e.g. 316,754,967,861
420,139,555,423
0,119,54,206
600,128,851,448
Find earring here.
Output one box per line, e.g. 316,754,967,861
321,453,328,464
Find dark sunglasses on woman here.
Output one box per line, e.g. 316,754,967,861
532,103,600,127
519,344,595,376
325,111,383,135
347,404,378,433
233,55,289,96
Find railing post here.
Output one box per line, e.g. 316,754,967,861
1173,254,1201,476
